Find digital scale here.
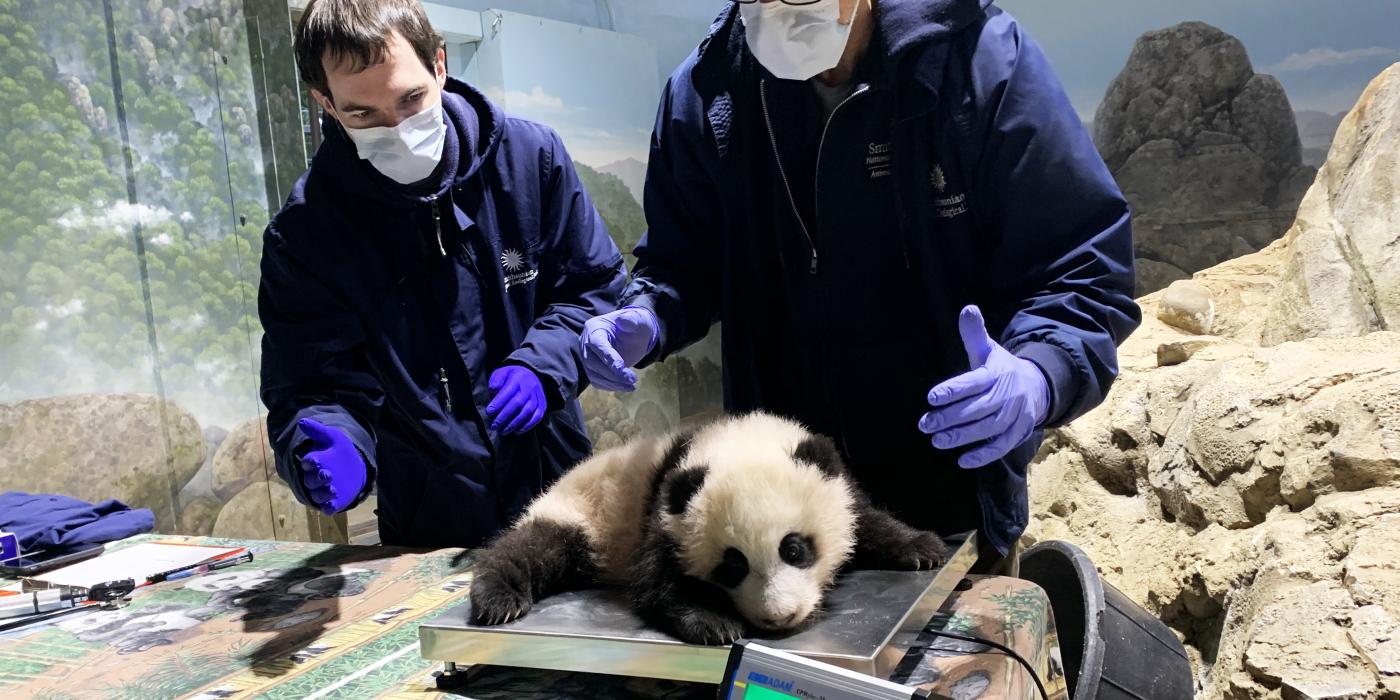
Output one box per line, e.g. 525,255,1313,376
420,533,977,699
720,640,932,699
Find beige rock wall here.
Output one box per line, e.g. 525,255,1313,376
1029,63,1400,699
1262,63,1400,345
0,400,344,544
0,394,205,532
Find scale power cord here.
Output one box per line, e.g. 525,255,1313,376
913,628,1051,700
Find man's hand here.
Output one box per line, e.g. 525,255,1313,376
297,418,369,515
918,305,1050,468
486,366,545,434
579,306,659,392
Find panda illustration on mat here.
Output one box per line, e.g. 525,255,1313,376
468,412,949,645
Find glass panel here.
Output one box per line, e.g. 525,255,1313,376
0,0,338,544
0,0,177,528
460,7,725,448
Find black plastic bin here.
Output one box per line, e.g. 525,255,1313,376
1019,540,1193,700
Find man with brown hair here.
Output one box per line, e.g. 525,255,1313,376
259,0,625,547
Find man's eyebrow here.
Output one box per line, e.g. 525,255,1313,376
338,86,427,115
338,101,377,114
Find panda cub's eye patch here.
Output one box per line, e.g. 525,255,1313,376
779,533,816,568
711,547,749,588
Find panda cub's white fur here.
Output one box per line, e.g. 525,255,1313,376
516,432,672,583
666,414,857,629
469,411,947,645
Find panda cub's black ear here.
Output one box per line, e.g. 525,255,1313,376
665,465,710,515
794,435,847,478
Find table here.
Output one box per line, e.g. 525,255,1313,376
0,535,1067,699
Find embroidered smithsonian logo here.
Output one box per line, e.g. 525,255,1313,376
930,163,947,193
867,141,892,179
930,163,968,219
501,248,538,290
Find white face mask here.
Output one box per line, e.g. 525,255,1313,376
342,99,447,185
740,0,859,81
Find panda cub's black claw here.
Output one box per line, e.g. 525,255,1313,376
469,584,532,626
673,609,745,646
468,561,533,627
867,530,950,572
907,531,949,571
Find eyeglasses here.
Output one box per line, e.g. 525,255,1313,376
730,0,826,5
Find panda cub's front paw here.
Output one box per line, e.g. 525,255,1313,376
900,531,949,571
468,560,533,626
672,608,746,646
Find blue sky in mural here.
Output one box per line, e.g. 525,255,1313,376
479,11,660,168
448,0,1399,161
999,0,1400,119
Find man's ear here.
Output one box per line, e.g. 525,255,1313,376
434,47,447,88
310,88,336,118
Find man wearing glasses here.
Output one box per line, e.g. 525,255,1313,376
579,0,1140,574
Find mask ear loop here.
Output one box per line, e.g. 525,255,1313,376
434,43,448,91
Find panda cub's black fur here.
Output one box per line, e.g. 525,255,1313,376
469,412,948,645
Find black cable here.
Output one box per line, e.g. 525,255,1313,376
915,628,1050,700
0,604,95,634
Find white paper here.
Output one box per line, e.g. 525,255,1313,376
30,542,241,589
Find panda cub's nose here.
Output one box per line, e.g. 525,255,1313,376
763,612,799,628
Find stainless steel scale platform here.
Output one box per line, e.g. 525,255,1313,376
419,533,978,685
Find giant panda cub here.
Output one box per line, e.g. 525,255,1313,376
468,412,948,645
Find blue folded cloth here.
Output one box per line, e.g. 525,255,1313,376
0,492,155,553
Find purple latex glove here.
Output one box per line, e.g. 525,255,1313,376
918,305,1051,469
297,418,368,515
486,365,546,434
579,306,659,392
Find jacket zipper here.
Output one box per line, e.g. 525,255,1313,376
429,195,446,257
759,79,870,275
427,196,451,412
815,84,870,255
438,367,453,413
761,79,870,462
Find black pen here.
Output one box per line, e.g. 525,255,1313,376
146,551,254,584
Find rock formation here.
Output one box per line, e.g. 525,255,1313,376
1094,22,1315,295
178,495,222,536
1261,69,1400,346
1029,63,1400,699
211,479,345,543
208,416,347,543
0,394,205,532
211,416,275,500
0,396,346,543
632,400,672,436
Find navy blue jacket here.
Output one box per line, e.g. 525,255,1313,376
259,79,626,547
623,1,1140,554
0,492,154,552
